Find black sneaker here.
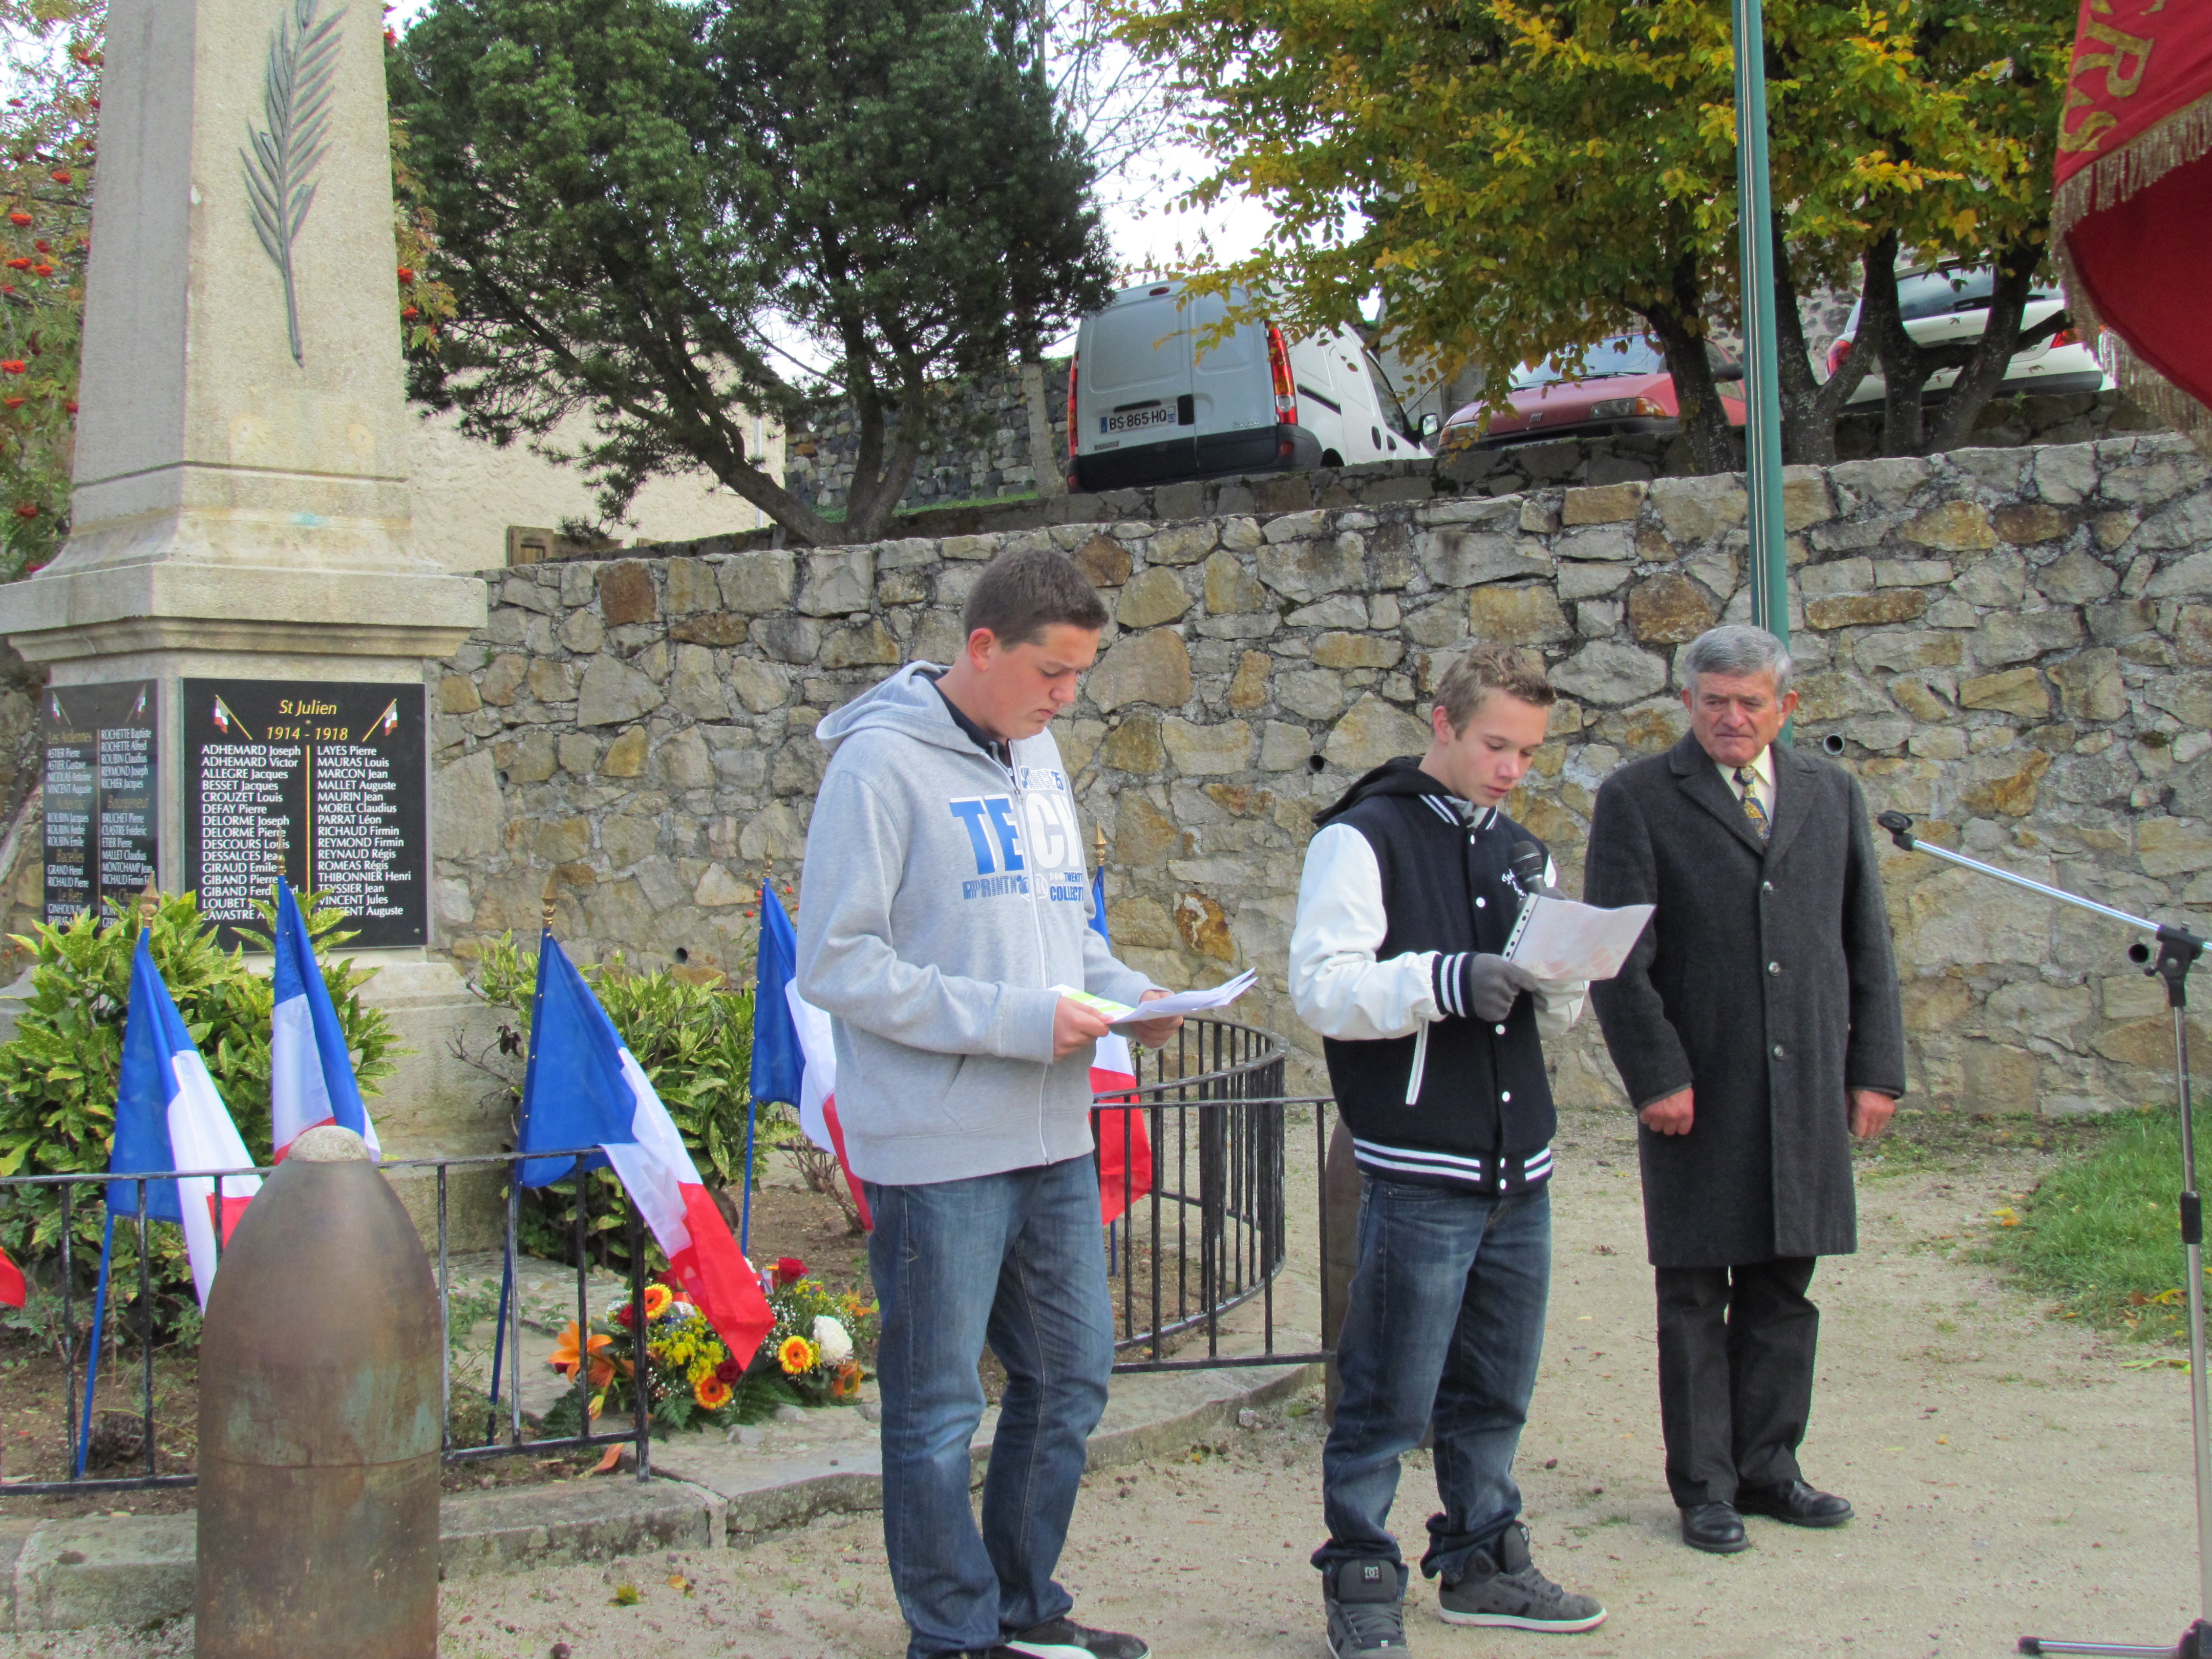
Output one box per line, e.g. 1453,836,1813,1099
1324,1558,1411,1658
1437,1523,1606,1633
1005,1618,1150,1659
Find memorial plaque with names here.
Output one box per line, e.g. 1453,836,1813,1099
183,679,427,948
40,680,157,926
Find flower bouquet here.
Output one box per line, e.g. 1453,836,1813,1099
759,1256,877,1405
542,1264,876,1437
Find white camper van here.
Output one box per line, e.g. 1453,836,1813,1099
1067,281,1429,493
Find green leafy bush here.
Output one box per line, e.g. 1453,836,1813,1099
464,933,792,1271
0,890,401,1335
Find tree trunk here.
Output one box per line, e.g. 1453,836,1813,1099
1636,271,1735,476
1772,214,1876,467
1859,233,1933,456
841,374,930,545
1924,242,2048,455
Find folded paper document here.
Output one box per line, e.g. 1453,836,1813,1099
1502,895,1653,984
1052,968,1260,1026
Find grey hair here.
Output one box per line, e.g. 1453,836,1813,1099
1680,624,1794,695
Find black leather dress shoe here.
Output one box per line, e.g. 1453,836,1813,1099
1679,1501,1749,1553
1735,1479,1854,1527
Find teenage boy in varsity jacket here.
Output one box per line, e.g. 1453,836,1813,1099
1289,645,1606,1658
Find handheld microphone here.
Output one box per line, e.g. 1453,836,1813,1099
1509,841,1551,899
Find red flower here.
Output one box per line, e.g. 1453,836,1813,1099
384,25,396,43
401,305,419,321
5,259,30,271
13,503,36,519
397,266,415,283
2,286,15,295
88,98,98,110
4,100,18,109
30,265,50,279
714,1355,746,1384
0,361,25,374
49,169,70,185
63,399,75,413
613,1303,636,1328
775,1256,808,1286
3,397,23,410
6,212,28,227
33,240,48,252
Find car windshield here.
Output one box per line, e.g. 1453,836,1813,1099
1895,267,2065,323
1512,336,1667,389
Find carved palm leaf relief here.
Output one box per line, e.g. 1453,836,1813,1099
240,0,346,366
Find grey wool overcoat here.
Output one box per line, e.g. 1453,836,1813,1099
1584,733,1907,1269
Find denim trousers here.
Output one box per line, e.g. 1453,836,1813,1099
865,1156,1115,1659
1315,1176,1551,1585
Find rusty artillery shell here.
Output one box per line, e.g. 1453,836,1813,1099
196,1126,440,1659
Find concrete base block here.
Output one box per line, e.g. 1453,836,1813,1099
438,1478,725,1579
6,1514,196,1634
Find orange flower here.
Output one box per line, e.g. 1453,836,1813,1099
828,1359,863,1400
643,1284,673,1320
777,1335,818,1375
550,1321,617,1389
693,1373,732,1411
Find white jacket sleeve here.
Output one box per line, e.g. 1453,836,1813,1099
1288,823,1440,1040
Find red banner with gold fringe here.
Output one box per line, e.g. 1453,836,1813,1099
2052,0,2212,442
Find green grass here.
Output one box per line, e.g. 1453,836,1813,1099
1991,1107,2211,1345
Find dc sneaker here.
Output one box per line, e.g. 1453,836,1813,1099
1437,1522,1606,1633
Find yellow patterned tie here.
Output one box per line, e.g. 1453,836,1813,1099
1734,767,1770,840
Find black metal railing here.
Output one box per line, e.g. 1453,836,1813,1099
1091,1016,1332,1374
0,1018,1333,1498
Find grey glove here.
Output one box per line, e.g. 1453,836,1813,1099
1451,953,1542,1024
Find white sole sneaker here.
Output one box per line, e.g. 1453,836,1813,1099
1437,1605,1607,1633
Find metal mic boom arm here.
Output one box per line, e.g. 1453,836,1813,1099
1875,810,2212,1659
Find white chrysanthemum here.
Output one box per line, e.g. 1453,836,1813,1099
812,1315,854,1365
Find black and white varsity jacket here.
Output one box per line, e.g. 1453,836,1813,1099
1288,757,1585,1196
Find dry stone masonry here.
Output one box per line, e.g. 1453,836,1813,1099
432,432,2212,1118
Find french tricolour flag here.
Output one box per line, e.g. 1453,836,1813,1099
0,1244,24,1309
109,931,262,1307
517,931,774,1366
1089,868,1152,1226
270,882,380,1161
751,884,872,1231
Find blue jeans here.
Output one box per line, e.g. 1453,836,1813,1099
1315,1177,1551,1585
865,1157,1115,1659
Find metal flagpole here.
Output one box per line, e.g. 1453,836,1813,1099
1731,0,1789,649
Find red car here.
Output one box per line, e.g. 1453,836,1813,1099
1440,334,1748,449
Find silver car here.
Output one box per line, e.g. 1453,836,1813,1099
1822,267,2109,404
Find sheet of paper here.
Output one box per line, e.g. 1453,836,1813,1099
1502,895,1654,984
1052,968,1259,1025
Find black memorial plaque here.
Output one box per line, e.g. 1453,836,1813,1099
183,679,427,948
40,682,157,926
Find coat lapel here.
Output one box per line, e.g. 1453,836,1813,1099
1667,734,1769,857
1759,741,1820,865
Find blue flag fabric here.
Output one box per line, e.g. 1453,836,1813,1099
515,932,622,1188
1090,867,1110,944
750,882,804,1108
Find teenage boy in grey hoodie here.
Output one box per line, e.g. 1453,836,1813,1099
797,548,1180,1659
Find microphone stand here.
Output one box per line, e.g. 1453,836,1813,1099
1876,812,2212,1659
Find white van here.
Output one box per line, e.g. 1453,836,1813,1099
1067,281,1430,493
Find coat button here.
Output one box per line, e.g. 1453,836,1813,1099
1772,1044,1785,1058
1500,1090,1512,1102
1768,961,1781,974
1494,1023,1507,1035
1762,881,1774,892
1475,897,1486,908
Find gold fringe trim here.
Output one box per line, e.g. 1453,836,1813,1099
2052,92,2212,253
2108,333,2212,460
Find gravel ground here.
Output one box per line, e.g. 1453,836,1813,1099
7,1108,2200,1659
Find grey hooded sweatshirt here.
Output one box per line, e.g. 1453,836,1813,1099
795,662,1157,1186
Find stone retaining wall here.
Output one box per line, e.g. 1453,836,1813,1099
431,432,2212,1118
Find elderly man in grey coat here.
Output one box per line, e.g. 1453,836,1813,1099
1584,623,1906,1557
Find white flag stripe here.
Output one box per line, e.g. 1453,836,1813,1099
164,1052,261,1306
269,996,334,1150
785,981,839,1153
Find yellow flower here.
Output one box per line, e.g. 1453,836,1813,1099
643,1284,674,1320
694,1373,732,1411
777,1334,820,1375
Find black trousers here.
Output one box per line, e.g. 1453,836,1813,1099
1653,1257,1819,1508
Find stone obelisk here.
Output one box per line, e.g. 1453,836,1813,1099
0,0,500,1233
